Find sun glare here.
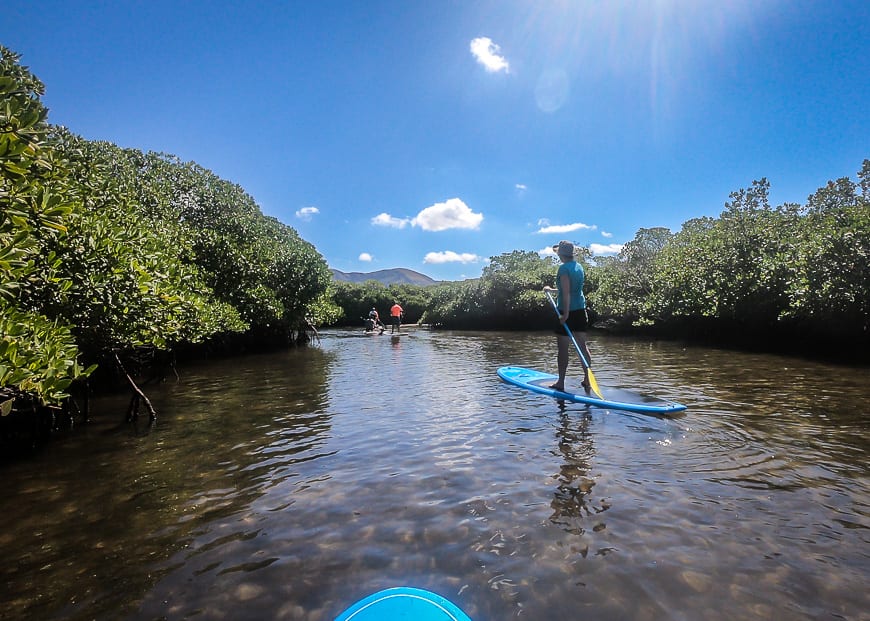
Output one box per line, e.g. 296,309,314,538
510,1,758,119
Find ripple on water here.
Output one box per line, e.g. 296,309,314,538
2,330,868,621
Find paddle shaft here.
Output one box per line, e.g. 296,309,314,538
545,289,591,369
545,289,604,399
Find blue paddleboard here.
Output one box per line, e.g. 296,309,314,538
335,587,472,621
498,366,686,415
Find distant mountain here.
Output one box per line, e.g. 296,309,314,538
331,267,439,286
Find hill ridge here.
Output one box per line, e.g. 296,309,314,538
331,267,439,286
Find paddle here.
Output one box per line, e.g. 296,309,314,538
544,289,604,399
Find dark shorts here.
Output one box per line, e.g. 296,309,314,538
553,308,587,335
391,316,401,326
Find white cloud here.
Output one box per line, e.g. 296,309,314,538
539,242,623,257
590,243,624,255
424,251,481,264
470,37,510,73
601,231,613,238
359,252,373,262
372,198,483,233
371,212,411,228
515,183,527,191
536,222,597,234
412,198,483,232
295,206,319,220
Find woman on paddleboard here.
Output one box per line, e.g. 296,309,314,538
543,240,591,392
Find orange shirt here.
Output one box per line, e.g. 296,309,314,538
390,304,403,317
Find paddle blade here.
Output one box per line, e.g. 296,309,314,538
588,369,604,400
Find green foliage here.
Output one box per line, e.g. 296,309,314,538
594,166,869,353
4,40,867,420
378,161,869,356
1,47,333,411
331,280,388,325
646,180,797,327
306,285,344,326
0,47,67,302
50,139,330,340
421,279,484,328
385,283,433,323
783,171,870,335
1,46,90,406
592,227,673,325
14,130,244,357
0,308,96,409
643,217,719,319
329,280,433,326
420,251,559,329
478,250,559,328
156,159,331,333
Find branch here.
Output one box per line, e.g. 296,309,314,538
113,351,157,420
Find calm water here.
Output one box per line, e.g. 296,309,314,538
1,328,868,621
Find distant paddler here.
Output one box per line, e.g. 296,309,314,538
389,301,404,334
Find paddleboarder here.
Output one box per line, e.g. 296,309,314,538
544,240,591,392
368,307,385,332
389,301,404,333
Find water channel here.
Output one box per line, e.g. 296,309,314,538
1,328,867,620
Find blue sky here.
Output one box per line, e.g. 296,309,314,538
4,1,868,281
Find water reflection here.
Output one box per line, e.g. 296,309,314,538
0,329,867,621
550,406,599,536
0,347,337,620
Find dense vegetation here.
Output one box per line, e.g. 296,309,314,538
330,280,432,327
2,41,866,449
591,169,869,357
1,47,336,434
334,165,869,360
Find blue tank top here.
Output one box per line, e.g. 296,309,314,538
556,261,586,311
